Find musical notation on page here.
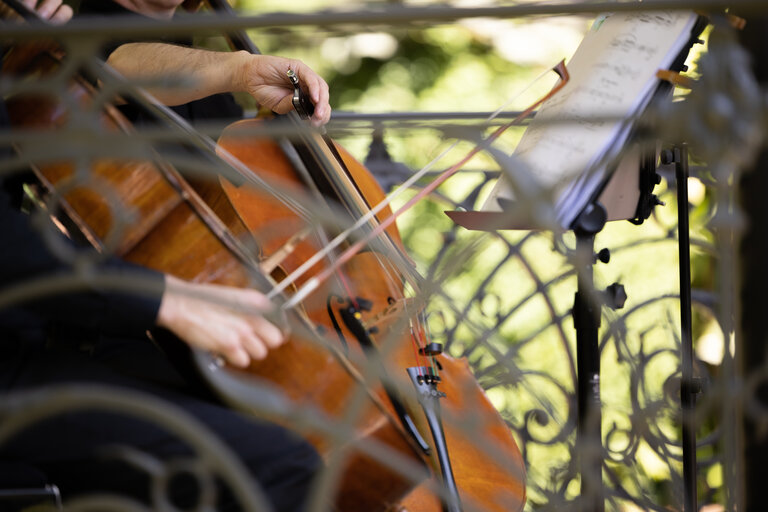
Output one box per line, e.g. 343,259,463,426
479,10,698,229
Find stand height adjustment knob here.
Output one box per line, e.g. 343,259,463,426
660,148,679,165
603,282,627,310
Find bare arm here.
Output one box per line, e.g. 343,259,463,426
156,275,286,368
107,44,331,125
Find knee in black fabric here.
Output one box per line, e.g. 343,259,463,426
235,428,322,512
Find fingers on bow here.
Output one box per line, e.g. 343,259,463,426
218,316,286,368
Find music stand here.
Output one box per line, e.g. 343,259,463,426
445,12,708,510
447,145,649,512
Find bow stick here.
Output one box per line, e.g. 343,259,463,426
279,60,570,309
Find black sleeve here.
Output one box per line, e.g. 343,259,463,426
0,184,165,339
76,0,155,58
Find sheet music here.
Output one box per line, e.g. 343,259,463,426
482,11,697,228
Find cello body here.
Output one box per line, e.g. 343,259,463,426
217,119,526,512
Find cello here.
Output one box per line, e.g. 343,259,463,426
198,1,530,510
2,1,529,508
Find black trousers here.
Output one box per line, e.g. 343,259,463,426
0,336,321,511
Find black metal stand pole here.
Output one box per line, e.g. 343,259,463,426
572,203,608,512
664,146,698,511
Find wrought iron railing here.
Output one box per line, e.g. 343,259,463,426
1,1,765,511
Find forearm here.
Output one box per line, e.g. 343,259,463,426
106,43,331,125
107,43,252,106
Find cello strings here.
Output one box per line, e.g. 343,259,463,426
275,102,432,366
269,62,565,303
282,61,570,311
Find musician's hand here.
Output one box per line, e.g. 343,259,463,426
22,0,72,23
156,275,286,368
240,54,331,127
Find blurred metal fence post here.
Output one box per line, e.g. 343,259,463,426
738,15,768,512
